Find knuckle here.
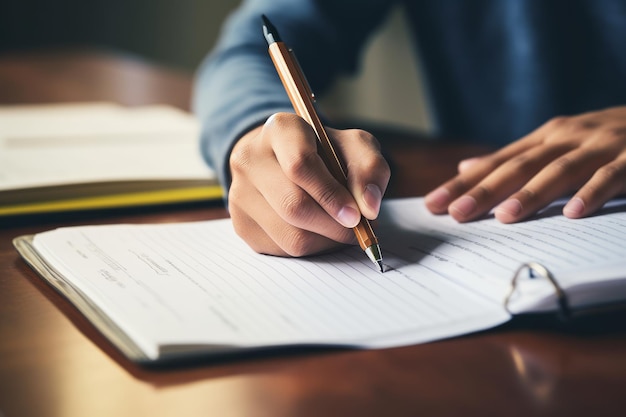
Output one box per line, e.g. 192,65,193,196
580,180,601,199
447,177,471,195
541,118,578,144
280,189,313,222
599,126,626,144
550,155,576,174
518,188,538,203
544,115,569,130
282,151,319,182
579,119,601,130
229,143,252,175
542,114,612,146
473,184,495,200
352,129,381,149
357,153,390,176
280,229,314,257
315,184,344,210
479,155,502,171
227,183,243,203
507,154,539,173
610,126,626,139
595,163,623,183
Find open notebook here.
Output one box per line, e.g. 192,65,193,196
0,102,221,216
13,197,626,363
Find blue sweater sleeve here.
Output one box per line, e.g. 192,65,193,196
192,0,396,190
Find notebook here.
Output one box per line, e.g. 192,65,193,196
0,102,222,216
13,197,626,363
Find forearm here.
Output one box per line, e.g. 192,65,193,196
194,47,292,189
192,0,395,189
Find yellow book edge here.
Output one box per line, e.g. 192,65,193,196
0,186,224,216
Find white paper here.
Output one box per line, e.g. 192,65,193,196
31,197,626,359
33,219,509,359
379,198,626,312
0,103,214,190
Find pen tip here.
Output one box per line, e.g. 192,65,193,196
364,245,384,273
261,14,281,43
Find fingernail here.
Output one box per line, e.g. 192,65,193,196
458,157,479,173
337,206,360,228
363,184,382,213
450,195,477,218
495,199,523,218
563,197,585,218
425,187,451,209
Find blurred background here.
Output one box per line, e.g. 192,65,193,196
0,0,431,132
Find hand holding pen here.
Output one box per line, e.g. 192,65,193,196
262,15,384,271
225,16,390,270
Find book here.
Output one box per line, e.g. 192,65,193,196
0,102,222,216
13,197,626,363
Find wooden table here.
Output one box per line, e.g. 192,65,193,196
1,50,625,417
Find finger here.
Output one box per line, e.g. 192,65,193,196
448,142,575,222
458,157,482,173
231,116,354,237
229,200,286,256
425,133,543,213
229,186,351,257
563,157,626,219
493,147,620,223
230,163,355,246
267,113,361,228
331,128,390,219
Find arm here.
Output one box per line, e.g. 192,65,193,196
193,0,395,187
193,0,394,256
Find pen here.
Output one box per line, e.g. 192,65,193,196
261,15,384,273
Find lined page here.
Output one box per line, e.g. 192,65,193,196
33,218,509,359
379,198,626,312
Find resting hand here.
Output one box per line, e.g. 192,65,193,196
425,106,626,222
228,112,390,256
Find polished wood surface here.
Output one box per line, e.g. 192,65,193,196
1,50,625,417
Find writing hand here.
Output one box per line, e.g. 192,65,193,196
425,106,626,222
228,112,390,256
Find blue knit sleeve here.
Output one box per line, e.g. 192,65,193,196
192,0,396,191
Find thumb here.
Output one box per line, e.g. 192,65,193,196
330,128,391,220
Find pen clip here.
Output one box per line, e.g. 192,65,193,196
289,49,316,102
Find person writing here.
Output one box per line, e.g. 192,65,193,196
193,0,626,258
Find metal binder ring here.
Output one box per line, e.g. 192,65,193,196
504,262,571,320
